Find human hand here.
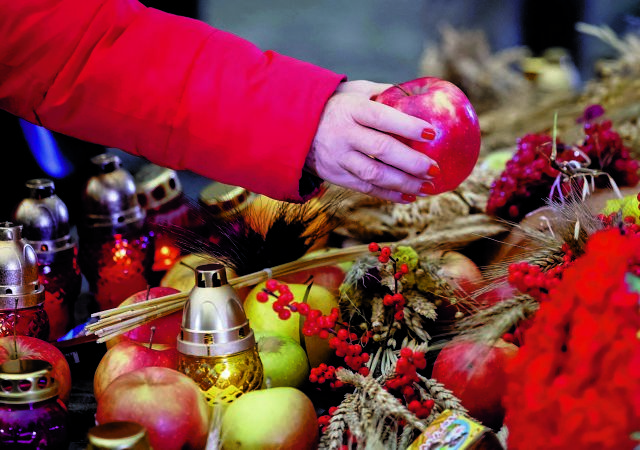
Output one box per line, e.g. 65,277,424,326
305,80,440,203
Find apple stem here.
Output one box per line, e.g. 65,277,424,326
145,285,151,300
393,84,411,96
148,326,156,350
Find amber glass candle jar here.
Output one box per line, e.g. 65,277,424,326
0,359,68,449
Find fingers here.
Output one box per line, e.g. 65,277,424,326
350,126,439,179
352,100,436,143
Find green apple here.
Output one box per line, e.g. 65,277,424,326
479,149,515,173
220,387,318,450
244,282,340,368
255,330,309,389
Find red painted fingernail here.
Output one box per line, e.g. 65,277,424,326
427,164,440,177
401,194,416,202
421,128,436,140
420,182,434,194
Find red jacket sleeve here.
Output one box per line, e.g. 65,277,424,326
0,0,345,202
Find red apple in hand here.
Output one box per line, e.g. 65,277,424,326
96,367,210,450
431,338,518,430
375,77,481,194
94,339,178,400
0,335,72,404
105,286,182,350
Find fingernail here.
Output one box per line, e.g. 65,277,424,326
401,193,416,203
420,182,436,195
421,128,436,140
427,164,440,177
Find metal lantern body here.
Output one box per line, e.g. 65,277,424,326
86,421,152,450
177,263,263,406
0,223,48,339
13,179,82,340
134,164,196,281
0,359,68,448
77,154,155,311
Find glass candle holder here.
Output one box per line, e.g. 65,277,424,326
78,154,155,311
177,264,263,406
0,224,48,340
0,359,68,449
13,179,82,340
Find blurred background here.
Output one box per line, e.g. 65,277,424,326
2,0,640,221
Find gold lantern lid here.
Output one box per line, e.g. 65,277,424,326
0,222,45,309
198,182,254,217
0,359,59,404
177,263,255,357
86,421,151,450
134,163,183,211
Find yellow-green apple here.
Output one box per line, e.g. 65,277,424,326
96,366,210,450
93,339,178,400
374,77,481,194
255,330,309,389
431,338,518,430
105,286,182,350
0,335,72,404
244,282,340,367
220,387,318,450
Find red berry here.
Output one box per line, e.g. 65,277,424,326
368,242,380,252
266,279,279,292
256,291,269,303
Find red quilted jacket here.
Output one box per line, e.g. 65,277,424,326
0,0,344,201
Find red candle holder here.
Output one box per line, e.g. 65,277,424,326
0,223,48,340
13,179,82,341
78,154,155,311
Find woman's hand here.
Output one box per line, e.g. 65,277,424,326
305,80,439,203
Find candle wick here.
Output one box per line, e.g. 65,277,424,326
148,326,156,350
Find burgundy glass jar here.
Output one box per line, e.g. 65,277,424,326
13,179,82,340
0,224,48,340
0,359,68,449
78,154,155,311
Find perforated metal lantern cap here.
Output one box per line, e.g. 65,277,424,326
0,223,45,309
134,164,183,211
81,153,145,228
13,179,75,254
177,263,256,357
87,421,152,450
0,359,58,405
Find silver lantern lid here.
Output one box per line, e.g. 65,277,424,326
0,223,45,309
81,153,145,228
12,179,75,254
177,263,255,357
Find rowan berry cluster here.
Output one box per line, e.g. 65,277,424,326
384,348,434,419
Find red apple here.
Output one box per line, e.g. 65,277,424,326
425,250,484,320
105,286,182,350
431,338,518,430
0,335,72,404
375,77,481,194
96,366,210,450
220,387,318,450
278,265,345,297
474,278,517,308
94,339,178,400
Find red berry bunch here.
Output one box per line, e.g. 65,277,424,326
328,328,371,374
309,364,344,389
385,348,433,419
507,244,573,302
579,119,639,188
486,133,573,221
383,292,406,321
597,212,640,235
369,242,392,263
317,406,339,433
